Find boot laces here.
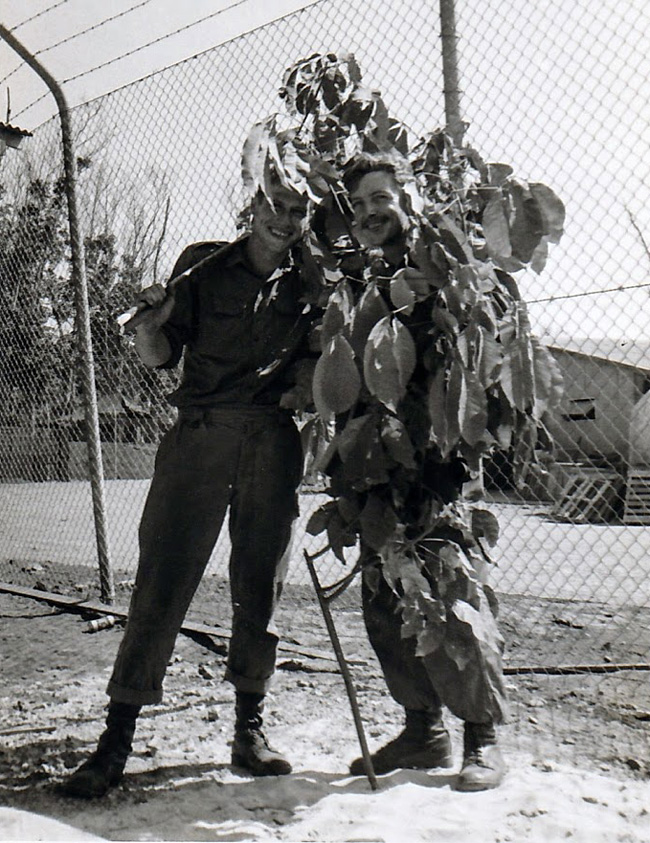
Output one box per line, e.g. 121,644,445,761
464,746,490,768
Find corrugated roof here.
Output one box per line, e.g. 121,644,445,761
0,121,33,138
547,336,650,372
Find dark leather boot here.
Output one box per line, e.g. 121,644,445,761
456,721,506,791
60,702,140,798
231,692,292,776
349,708,452,775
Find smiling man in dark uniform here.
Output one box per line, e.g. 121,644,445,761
62,178,314,798
341,152,508,792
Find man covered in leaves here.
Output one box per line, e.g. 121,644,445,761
319,151,511,791
61,173,317,798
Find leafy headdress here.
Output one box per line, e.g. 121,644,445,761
242,53,565,668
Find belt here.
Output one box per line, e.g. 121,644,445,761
178,405,293,426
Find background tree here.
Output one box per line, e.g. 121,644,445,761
0,149,176,449
0,172,73,425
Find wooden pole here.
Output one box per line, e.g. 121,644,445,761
304,550,378,791
438,0,465,146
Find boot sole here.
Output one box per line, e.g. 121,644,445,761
350,753,453,776
231,752,292,777
454,776,503,792
58,777,120,799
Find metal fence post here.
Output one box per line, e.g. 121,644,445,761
0,25,114,603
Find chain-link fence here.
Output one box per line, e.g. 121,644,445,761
1,0,649,731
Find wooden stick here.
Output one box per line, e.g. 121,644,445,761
504,663,650,675
0,581,353,665
304,550,378,791
0,724,56,736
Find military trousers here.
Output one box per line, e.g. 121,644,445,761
107,406,303,706
361,559,508,725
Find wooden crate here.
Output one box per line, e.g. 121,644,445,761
551,468,624,524
623,468,650,524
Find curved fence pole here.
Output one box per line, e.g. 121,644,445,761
0,25,114,603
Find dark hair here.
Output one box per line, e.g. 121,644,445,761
342,152,413,193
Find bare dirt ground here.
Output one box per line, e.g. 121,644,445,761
0,558,649,842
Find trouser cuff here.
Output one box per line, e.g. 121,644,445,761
106,680,162,706
224,667,273,696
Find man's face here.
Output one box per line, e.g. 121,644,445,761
348,170,410,250
250,183,308,257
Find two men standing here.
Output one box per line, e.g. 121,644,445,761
62,150,508,799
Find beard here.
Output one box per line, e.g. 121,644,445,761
358,213,406,249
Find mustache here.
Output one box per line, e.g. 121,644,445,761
358,213,391,228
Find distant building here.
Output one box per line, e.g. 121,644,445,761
546,336,650,467
0,121,32,162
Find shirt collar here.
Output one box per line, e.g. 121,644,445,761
224,234,297,280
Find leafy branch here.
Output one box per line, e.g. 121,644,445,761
243,53,565,670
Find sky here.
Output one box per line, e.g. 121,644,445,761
0,0,319,127
1,0,650,344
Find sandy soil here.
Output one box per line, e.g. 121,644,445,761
1,572,649,842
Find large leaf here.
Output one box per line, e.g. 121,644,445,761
337,414,374,462
320,280,353,350
507,180,545,264
471,508,500,548
499,305,536,412
359,493,398,551
482,194,512,258
476,325,503,387
313,335,360,418
411,227,449,288
427,367,449,453
349,282,389,358
500,345,533,413
305,500,337,536
326,508,358,562
436,214,474,264
389,271,416,315
459,367,489,447
241,118,274,198
529,182,565,244
363,316,417,411
486,162,514,186
445,358,463,455
450,598,504,654
531,336,564,417
427,359,465,457
337,413,391,489
381,415,417,468
530,235,549,274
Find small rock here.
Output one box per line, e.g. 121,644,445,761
533,760,555,772
198,665,215,680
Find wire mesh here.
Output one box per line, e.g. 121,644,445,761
0,0,649,736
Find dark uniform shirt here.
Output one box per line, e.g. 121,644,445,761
159,237,314,408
